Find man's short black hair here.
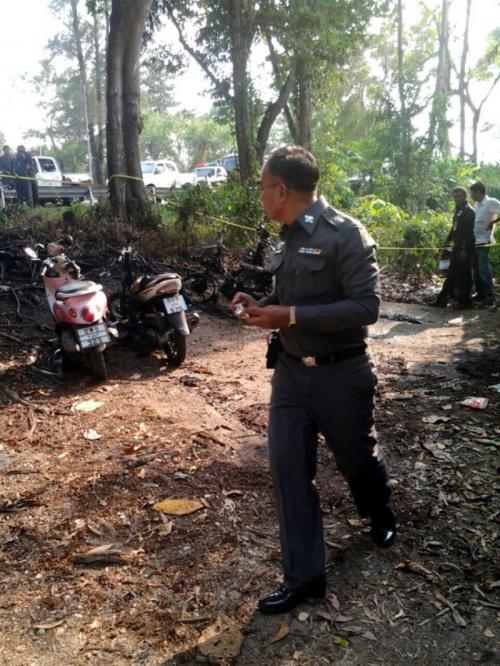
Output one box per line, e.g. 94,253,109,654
265,145,319,193
470,181,486,195
452,186,467,196
2,145,9,152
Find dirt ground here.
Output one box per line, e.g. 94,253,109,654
0,287,499,665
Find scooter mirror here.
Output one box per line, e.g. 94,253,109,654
22,247,38,260
48,242,64,256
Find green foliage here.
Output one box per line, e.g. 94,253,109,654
350,195,450,274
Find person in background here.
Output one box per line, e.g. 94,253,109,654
430,186,475,309
232,145,396,615
0,145,15,190
27,149,39,206
469,181,500,308
13,145,35,207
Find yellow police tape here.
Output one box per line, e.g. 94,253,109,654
1,172,498,250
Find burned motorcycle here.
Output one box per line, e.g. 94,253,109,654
108,240,198,367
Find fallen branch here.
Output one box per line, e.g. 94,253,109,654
0,386,51,414
0,331,24,344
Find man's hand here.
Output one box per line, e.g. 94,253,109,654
244,305,291,329
230,291,258,316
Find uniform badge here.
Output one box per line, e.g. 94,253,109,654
298,247,322,255
304,214,314,224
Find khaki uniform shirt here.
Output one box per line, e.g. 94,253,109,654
263,196,380,357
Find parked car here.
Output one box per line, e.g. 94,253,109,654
63,172,92,184
194,165,227,185
141,160,196,191
33,156,64,187
222,154,239,173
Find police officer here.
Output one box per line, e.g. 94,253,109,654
431,186,475,309
232,146,395,614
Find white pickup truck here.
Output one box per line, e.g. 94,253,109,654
33,156,64,187
141,160,196,191
194,165,228,185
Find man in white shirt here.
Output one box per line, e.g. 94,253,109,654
470,182,500,307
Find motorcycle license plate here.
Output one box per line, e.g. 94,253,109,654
163,294,187,314
77,323,110,349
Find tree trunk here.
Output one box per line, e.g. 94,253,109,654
69,0,96,181
396,0,411,209
106,0,152,224
255,68,295,163
92,10,106,184
458,0,472,159
297,58,312,149
428,0,451,156
466,72,500,166
228,0,256,182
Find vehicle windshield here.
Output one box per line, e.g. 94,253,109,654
195,168,215,177
141,162,155,173
38,159,56,173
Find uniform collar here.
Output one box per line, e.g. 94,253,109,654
293,195,329,235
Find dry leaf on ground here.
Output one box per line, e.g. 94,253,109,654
70,543,136,565
73,400,104,413
197,615,244,659
153,498,204,515
271,616,290,643
395,559,441,584
83,429,101,440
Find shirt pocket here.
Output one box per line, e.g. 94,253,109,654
268,251,285,274
289,254,331,301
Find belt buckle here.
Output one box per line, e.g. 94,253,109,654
301,356,317,367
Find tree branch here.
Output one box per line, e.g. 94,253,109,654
164,2,233,104
256,65,295,162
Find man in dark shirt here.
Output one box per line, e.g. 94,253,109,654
231,146,395,614
0,145,14,189
431,187,475,309
13,145,35,206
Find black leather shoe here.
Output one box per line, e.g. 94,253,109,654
258,577,326,614
371,525,397,548
429,300,447,308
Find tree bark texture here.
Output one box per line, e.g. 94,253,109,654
296,58,312,149
228,0,257,182
396,0,411,209
70,0,99,181
428,0,451,156
106,0,152,223
92,10,106,183
458,0,471,159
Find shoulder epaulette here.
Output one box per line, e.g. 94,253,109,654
321,207,346,227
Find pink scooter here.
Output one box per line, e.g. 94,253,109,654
24,242,111,379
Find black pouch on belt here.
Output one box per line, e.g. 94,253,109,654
266,331,283,369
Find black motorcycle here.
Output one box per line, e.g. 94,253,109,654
107,237,199,367
183,225,274,304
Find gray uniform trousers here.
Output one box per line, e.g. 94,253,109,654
269,352,391,589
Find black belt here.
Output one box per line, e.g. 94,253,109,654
285,346,366,367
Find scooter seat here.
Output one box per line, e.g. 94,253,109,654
140,272,180,288
55,280,102,299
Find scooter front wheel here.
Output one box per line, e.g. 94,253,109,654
87,348,107,380
162,330,187,367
